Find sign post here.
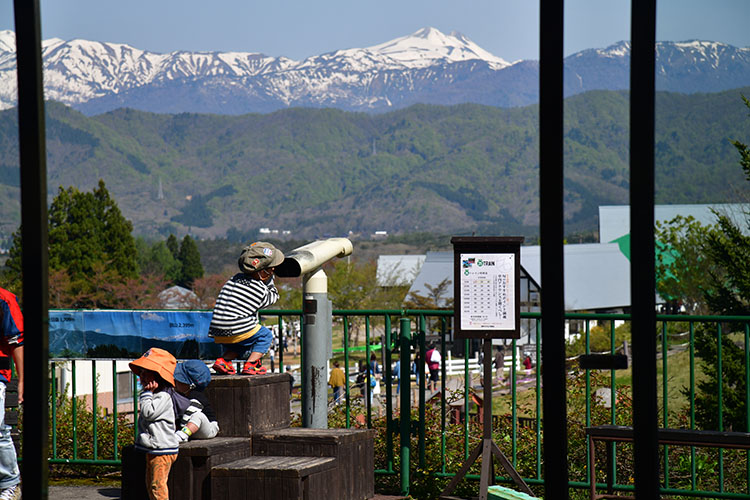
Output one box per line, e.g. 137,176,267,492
441,237,534,500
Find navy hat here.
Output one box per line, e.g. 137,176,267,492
174,360,212,391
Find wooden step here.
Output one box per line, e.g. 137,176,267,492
121,437,251,500
253,427,376,500
204,373,292,436
211,455,337,500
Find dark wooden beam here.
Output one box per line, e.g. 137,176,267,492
630,0,660,497
539,0,568,497
13,0,50,498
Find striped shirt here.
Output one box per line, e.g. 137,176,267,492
208,273,279,338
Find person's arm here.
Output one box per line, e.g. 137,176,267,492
11,345,23,405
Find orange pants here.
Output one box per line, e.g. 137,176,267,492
145,453,177,500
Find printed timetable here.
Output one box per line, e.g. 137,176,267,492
459,253,515,331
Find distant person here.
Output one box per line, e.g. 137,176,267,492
493,345,506,384
370,353,380,378
209,242,284,376
425,343,441,392
0,287,23,500
287,366,295,395
392,361,401,395
129,348,180,500
523,355,532,371
173,360,219,441
355,360,368,398
328,360,346,405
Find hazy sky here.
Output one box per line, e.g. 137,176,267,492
2,0,749,62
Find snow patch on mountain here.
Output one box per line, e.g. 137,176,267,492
367,27,510,69
1,28,749,114
0,27,511,111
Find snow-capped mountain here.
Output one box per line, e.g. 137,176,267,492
0,27,749,115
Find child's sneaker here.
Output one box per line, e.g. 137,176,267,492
212,357,236,375
241,359,266,375
0,484,20,500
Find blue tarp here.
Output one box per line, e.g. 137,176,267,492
49,309,220,358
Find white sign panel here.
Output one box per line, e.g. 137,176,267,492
459,253,515,331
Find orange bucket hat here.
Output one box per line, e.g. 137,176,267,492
129,348,176,387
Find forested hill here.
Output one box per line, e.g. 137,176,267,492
0,86,748,240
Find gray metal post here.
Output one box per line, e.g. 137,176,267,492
302,269,332,429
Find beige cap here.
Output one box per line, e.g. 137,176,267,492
238,241,285,273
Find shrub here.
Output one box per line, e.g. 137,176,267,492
19,383,135,480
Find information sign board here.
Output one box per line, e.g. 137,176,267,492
451,236,523,339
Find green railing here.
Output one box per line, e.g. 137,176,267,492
43,310,750,498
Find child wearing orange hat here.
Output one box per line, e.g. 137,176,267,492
129,348,180,500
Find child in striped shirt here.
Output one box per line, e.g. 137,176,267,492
209,242,284,376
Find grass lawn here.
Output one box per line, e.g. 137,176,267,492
488,346,712,422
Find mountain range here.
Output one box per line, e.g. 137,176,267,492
1,27,750,115
1,87,749,241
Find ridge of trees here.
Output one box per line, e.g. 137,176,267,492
655,95,750,431
1,181,205,308
1,87,749,240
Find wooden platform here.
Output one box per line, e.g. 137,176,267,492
125,370,375,499
253,427,377,500
170,437,252,500
211,455,337,500
121,437,252,500
204,373,292,436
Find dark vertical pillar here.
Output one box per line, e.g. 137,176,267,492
630,0,660,497
13,1,49,499
539,0,568,497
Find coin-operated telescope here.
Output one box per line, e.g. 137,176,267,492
275,237,353,279
276,238,353,429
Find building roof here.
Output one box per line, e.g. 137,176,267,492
407,243,638,312
376,254,426,286
158,285,199,309
599,204,750,243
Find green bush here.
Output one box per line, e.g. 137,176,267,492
19,383,135,480
566,321,632,357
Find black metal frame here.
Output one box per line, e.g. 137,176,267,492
13,1,50,499
13,0,660,497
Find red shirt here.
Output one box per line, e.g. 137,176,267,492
0,288,23,383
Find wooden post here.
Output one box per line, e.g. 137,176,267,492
440,340,533,499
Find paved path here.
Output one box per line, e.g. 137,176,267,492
47,486,405,499
48,486,120,499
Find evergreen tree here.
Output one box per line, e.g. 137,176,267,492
136,238,182,283
690,96,750,431
5,180,138,307
177,235,204,288
46,180,137,281
166,234,179,259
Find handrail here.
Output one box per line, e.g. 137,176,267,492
39,309,750,498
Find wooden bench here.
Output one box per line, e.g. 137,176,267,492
586,425,750,500
211,455,338,500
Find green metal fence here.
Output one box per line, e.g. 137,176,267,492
43,310,750,498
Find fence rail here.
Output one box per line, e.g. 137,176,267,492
39,309,750,498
